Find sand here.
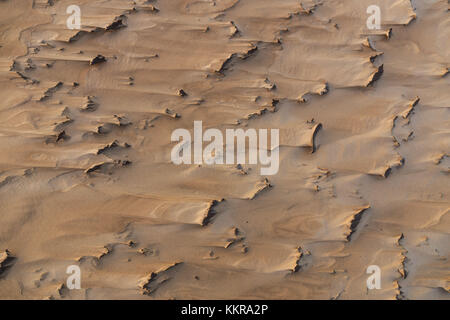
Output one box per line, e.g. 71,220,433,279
0,0,448,300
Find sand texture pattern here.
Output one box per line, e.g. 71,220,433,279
0,0,449,299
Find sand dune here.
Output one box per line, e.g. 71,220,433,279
0,0,448,300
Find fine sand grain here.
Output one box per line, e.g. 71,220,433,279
0,0,448,299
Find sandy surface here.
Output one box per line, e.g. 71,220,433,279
0,0,448,299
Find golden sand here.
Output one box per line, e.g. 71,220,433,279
0,0,448,299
